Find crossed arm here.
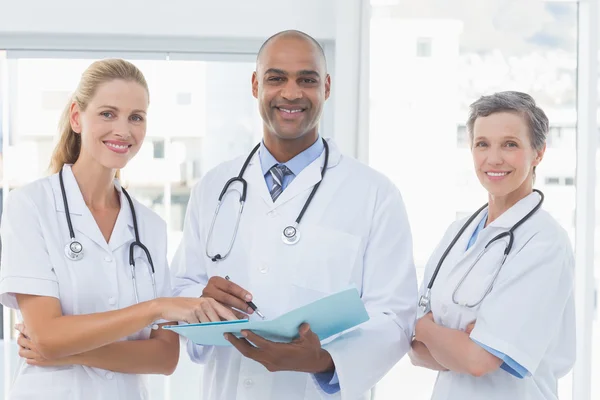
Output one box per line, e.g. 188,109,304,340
409,313,502,377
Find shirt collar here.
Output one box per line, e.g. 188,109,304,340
258,136,325,177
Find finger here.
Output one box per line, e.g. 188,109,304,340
232,309,248,320
201,301,221,322
298,323,311,337
19,348,38,359
211,301,240,321
194,308,209,324
216,278,253,302
14,323,23,334
206,290,254,315
242,330,275,349
225,333,259,358
17,335,31,349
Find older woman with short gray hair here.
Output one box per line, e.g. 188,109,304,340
409,91,575,400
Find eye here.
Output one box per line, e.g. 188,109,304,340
130,114,144,122
100,111,114,118
267,76,284,82
300,78,317,84
474,141,487,148
505,141,518,148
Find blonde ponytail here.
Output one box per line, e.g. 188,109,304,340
49,59,149,174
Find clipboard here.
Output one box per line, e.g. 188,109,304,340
163,287,369,346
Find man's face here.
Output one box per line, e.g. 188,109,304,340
252,37,330,140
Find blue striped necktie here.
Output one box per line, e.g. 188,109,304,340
269,164,292,201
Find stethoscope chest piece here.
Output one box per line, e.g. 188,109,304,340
282,225,300,245
65,239,84,261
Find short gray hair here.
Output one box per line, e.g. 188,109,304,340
466,91,549,151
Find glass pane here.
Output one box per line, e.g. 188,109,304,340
369,1,577,399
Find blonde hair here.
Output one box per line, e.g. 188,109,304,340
49,58,149,174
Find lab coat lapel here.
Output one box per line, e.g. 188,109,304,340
244,151,275,208
445,192,541,277
443,209,489,275
108,181,135,252
53,165,111,253
487,191,542,229
272,138,343,209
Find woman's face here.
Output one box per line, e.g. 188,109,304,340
471,111,545,198
70,79,149,170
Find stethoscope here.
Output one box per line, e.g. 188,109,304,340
206,138,329,262
418,189,544,315
59,169,157,304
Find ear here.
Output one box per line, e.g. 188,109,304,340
69,102,82,134
251,71,259,99
324,74,331,100
533,143,546,166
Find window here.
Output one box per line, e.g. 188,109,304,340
416,37,433,57
369,1,577,398
546,177,561,185
153,139,165,159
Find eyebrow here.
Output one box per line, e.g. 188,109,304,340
264,68,321,78
99,105,147,115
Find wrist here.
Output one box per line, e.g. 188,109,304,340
147,298,164,322
415,318,435,343
68,352,84,365
314,349,335,374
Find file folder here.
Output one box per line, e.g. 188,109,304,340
163,287,369,346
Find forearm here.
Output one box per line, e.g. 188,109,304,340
72,334,179,375
17,295,161,360
409,340,448,371
416,319,500,376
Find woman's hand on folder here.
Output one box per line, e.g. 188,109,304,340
224,323,335,374
202,276,255,315
155,297,244,324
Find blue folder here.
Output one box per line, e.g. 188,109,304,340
163,287,369,346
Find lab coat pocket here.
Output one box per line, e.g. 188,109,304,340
10,368,74,399
289,224,361,295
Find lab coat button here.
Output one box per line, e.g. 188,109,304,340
106,372,114,379
108,297,116,305
259,265,269,274
104,256,113,262
268,211,277,218
243,378,253,388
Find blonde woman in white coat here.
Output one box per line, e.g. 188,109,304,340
0,59,239,400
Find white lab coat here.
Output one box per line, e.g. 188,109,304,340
420,191,575,400
171,138,417,400
0,164,172,400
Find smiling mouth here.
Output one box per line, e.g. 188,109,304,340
103,141,132,154
276,107,305,114
486,171,511,177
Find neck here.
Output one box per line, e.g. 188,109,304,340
486,182,533,225
71,157,119,210
263,130,318,163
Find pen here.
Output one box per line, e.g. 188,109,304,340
225,275,265,319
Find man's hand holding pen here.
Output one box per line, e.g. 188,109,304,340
201,276,264,319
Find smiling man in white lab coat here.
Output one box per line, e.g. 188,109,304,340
171,30,418,400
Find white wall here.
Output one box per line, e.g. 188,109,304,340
0,0,336,41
